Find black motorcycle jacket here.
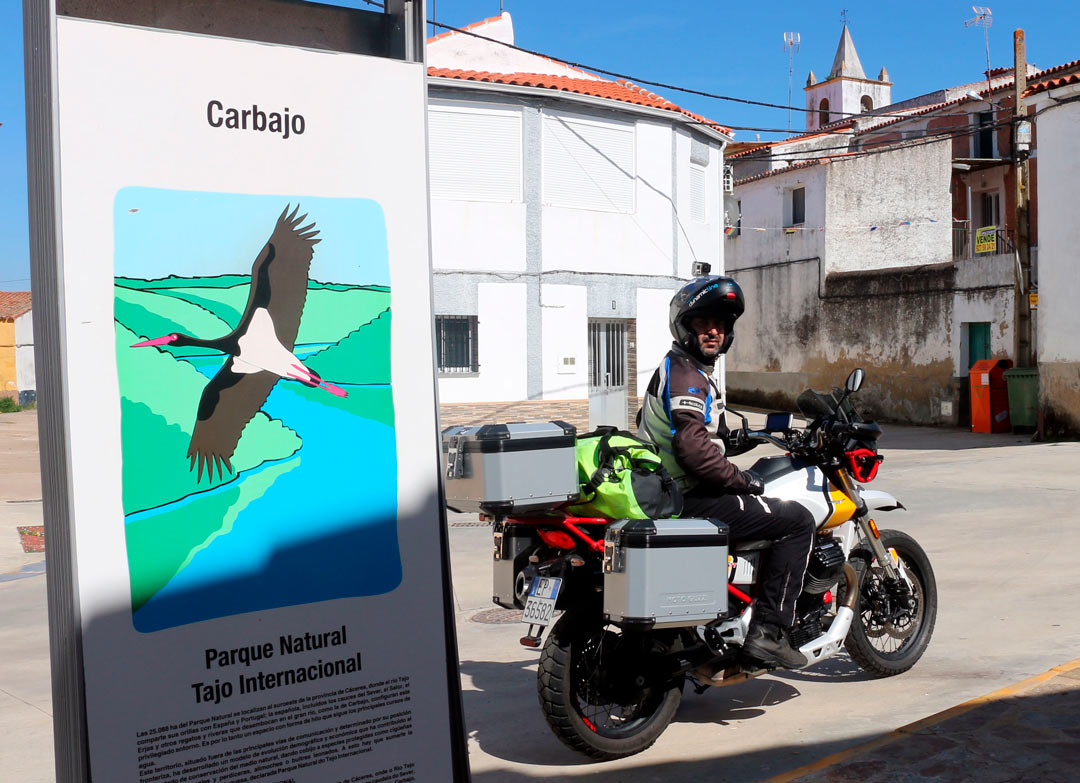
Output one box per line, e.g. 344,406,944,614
639,343,749,494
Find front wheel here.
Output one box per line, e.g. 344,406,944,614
844,529,937,677
537,611,683,760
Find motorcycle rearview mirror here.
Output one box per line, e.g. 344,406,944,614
845,368,866,394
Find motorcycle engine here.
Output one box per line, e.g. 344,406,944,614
802,536,846,594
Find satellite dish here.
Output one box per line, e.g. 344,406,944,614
723,194,741,229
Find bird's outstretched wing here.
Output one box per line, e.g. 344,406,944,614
237,204,321,349
186,359,282,482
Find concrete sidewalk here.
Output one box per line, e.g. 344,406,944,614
772,658,1080,783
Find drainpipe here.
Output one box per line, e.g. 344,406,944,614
1012,29,1033,368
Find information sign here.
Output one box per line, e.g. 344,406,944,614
28,5,467,782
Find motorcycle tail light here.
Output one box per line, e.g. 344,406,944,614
538,528,576,550
846,448,883,482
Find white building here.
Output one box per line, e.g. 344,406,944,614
723,25,1044,425
426,14,733,431
1024,72,1080,434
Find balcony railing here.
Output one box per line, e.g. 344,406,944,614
952,222,1015,259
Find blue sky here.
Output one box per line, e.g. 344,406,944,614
3,0,1077,289
114,189,389,286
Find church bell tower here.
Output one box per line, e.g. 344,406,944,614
804,25,891,131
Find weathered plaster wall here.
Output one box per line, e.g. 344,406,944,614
727,164,827,270
823,139,952,273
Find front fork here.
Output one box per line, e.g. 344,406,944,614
831,467,901,582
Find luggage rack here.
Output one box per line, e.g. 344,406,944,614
485,512,755,606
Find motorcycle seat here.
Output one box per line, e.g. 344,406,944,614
733,539,773,553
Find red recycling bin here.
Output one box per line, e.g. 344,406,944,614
969,359,1012,433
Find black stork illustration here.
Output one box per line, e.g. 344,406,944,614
132,205,346,482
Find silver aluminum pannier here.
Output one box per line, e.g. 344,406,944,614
603,518,729,628
441,421,578,515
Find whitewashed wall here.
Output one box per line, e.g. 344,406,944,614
15,310,34,393
542,116,674,276
726,164,827,273
540,284,588,400
635,287,678,394
1027,83,1080,428
674,129,723,279
823,139,952,273
437,283,527,403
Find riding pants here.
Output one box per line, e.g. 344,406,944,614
682,490,816,628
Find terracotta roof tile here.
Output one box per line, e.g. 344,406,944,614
0,291,31,320
428,68,731,135
1024,72,1080,96
733,157,832,186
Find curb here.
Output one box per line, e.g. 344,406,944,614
767,656,1080,783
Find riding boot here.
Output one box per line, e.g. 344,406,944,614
743,621,808,669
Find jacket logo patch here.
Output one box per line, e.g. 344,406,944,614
675,397,706,412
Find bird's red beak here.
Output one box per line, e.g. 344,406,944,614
131,334,178,348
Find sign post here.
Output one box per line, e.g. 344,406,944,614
24,1,469,780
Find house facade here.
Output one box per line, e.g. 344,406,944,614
1024,73,1080,434
727,25,1080,425
0,291,34,405
426,14,733,431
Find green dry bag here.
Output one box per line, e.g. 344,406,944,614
566,426,683,519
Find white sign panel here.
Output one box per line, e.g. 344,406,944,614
55,17,460,782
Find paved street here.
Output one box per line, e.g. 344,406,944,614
3,408,1080,781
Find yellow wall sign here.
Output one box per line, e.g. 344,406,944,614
975,225,998,254
1029,292,1039,309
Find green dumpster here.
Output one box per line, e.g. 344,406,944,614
1003,367,1038,431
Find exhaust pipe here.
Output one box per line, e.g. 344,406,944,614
797,563,858,666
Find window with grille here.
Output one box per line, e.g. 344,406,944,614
435,316,479,373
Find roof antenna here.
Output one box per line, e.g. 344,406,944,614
965,6,995,100
784,32,801,133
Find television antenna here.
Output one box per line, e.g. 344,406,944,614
965,7,994,100
784,32,801,132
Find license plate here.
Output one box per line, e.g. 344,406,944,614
521,577,562,627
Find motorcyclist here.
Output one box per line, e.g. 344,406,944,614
638,276,814,669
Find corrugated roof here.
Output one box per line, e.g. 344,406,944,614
428,67,732,135
0,291,31,320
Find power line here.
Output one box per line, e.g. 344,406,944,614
358,0,1005,124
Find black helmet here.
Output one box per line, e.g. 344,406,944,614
669,276,745,357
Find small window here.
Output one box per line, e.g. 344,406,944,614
974,112,995,158
818,98,830,127
735,199,742,236
435,316,478,374
861,95,874,113
788,187,806,226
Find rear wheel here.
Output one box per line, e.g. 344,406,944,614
537,611,683,760
844,529,937,677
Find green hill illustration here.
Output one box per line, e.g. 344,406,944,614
306,307,392,385
115,322,302,515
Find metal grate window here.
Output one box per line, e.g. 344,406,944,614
588,320,626,389
435,315,479,373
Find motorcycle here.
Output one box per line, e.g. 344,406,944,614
484,368,937,760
